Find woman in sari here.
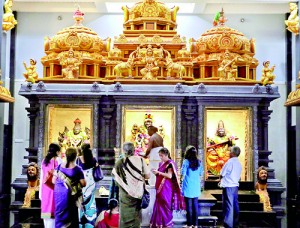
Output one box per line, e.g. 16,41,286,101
53,147,86,227
40,142,62,228
150,147,183,228
112,142,150,228
77,143,100,227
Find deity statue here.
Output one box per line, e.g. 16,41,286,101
165,55,186,79
22,162,40,208
130,113,154,155
206,120,238,176
285,2,299,35
58,118,90,158
2,0,17,32
261,61,276,86
157,125,165,139
255,166,272,212
140,45,160,80
23,59,39,83
218,50,237,81
59,48,81,79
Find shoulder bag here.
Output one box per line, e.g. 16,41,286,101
93,160,104,182
125,157,150,209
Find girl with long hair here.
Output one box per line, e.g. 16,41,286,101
77,143,101,227
95,198,120,228
181,145,203,228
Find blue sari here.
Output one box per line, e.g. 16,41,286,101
54,165,84,228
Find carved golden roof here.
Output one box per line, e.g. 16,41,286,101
44,8,107,53
122,0,179,35
196,26,255,55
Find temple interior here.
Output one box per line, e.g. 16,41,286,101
0,0,300,227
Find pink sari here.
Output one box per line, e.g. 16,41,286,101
41,158,59,218
150,159,184,227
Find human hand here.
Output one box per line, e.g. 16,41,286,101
151,169,159,175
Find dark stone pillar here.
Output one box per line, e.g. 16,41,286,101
183,102,197,148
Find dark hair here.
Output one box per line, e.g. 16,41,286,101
108,198,118,218
43,143,61,166
158,147,171,159
184,145,200,171
231,146,241,157
66,147,77,168
81,143,94,169
147,125,158,132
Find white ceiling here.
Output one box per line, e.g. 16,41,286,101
12,0,292,14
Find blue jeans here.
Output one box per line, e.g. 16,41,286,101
222,187,239,228
184,197,199,226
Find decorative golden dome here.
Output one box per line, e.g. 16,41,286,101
44,8,106,53
122,0,179,33
196,26,255,55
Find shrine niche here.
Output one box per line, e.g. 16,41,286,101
46,104,92,159
205,108,252,181
122,106,175,159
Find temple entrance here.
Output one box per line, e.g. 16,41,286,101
121,105,176,160
204,107,253,182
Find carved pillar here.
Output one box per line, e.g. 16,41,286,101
37,103,45,166
183,104,196,145
252,105,258,183
197,104,205,189
261,108,273,151
25,105,39,148
93,102,99,153
101,104,114,148
175,104,182,176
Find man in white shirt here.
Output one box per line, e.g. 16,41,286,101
219,146,242,228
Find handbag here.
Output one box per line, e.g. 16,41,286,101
140,184,150,209
93,165,103,182
43,158,55,189
140,157,150,209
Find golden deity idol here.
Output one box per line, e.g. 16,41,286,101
2,0,17,32
23,59,38,83
285,2,299,35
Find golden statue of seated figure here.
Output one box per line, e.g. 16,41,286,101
140,45,160,80
60,48,81,79
23,59,39,83
285,2,299,35
2,0,17,32
261,61,276,86
218,50,237,81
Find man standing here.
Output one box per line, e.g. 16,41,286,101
145,126,164,186
219,146,242,228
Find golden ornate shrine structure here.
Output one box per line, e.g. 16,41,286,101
39,1,259,85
